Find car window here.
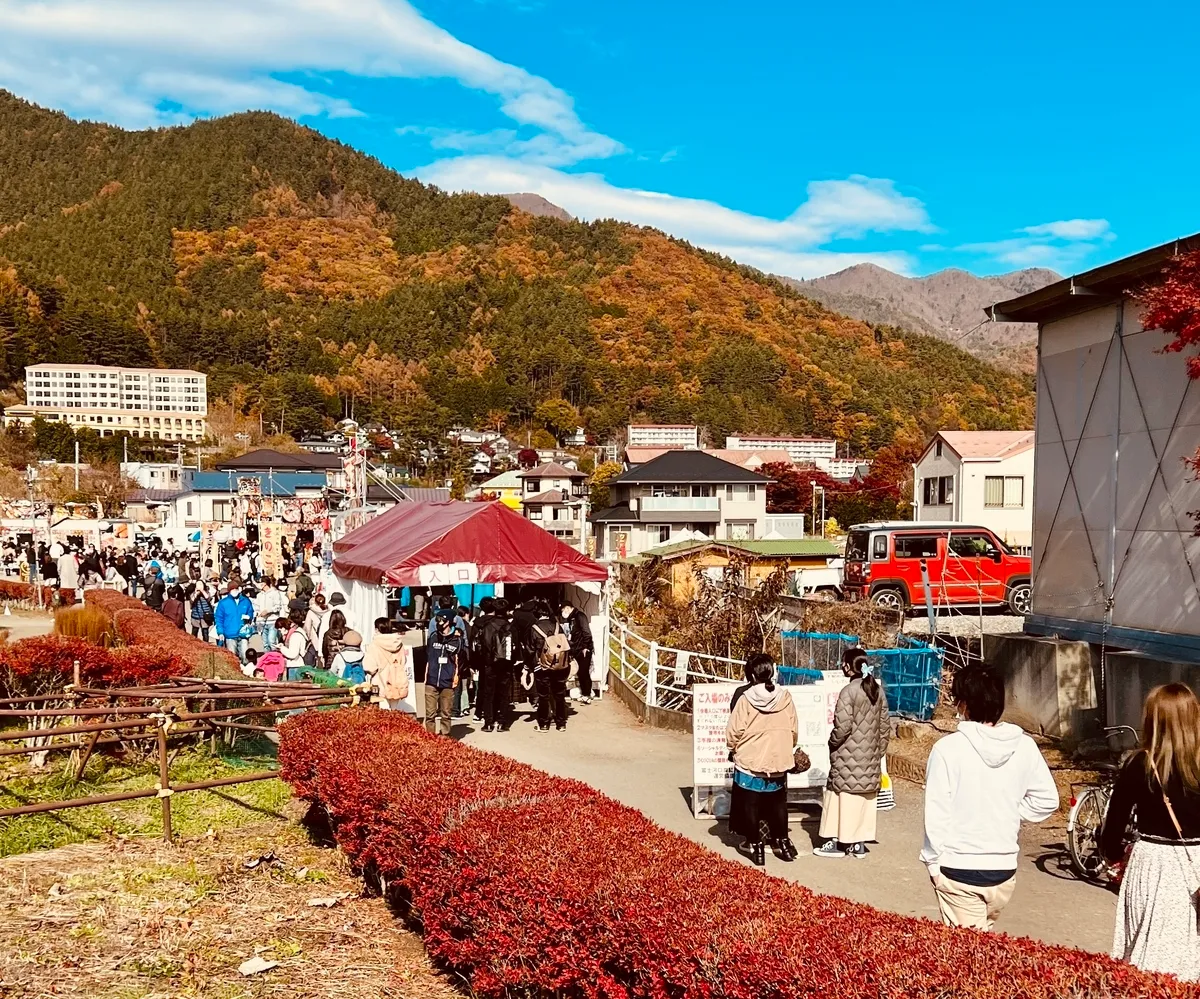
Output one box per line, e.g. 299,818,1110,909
894,534,939,559
845,531,869,560
947,533,997,558
872,535,888,560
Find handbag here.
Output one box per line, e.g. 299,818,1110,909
1152,758,1200,929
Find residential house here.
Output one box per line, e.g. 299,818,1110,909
215,448,345,489
120,461,193,492
520,462,588,547
297,437,345,455
914,431,1034,547
616,537,842,602
624,446,791,471
591,450,771,559
472,469,523,509
989,234,1200,679
166,472,327,529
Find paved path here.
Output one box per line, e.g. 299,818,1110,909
458,695,1117,953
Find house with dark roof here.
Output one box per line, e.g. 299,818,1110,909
214,448,345,488
519,462,588,548
590,450,771,559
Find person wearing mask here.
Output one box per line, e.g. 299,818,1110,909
331,629,368,684
304,593,328,647
559,601,595,704
293,566,314,606
814,648,892,860
189,582,215,642
473,597,515,732
530,600,570,732
214,582,256,663
1103,683,1200,979
322,609,349,671
161,585,186,629
425,595,468,639
362,622,412,709
255,577,287,651
920,665,1058,931
425,613,466,736
277,611,310,680
725,654,800,867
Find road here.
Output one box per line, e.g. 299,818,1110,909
458,695,1117,954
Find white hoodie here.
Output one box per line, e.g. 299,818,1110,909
920,721,1059,877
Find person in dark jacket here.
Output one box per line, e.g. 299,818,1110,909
1102,683,1200,980
530,601,570,732
143,572,166,613
161,585,186,629
425,613,467,737
559,601,595,703
474,597,515,732
814,647,890,859
321,609,348,671
189,583,214,642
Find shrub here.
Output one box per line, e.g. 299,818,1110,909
85,590,240,679
279,710,1194,999
0,579,77,607
0,635,177,698
53,605,115,646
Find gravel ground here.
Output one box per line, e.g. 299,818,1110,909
902,612,1027,637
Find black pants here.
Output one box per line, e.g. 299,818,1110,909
535,668,569,728
477,661,513,728
574,647,594,697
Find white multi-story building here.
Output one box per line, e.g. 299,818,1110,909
4,364,208,442
627,424,700,449
725,434,837,466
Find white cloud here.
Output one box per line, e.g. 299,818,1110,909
955,217,1115,272
0,0,619,162
417,156,926,278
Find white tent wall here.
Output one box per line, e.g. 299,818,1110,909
324,573,388,646
1033,300,1200,639
564,579,610,693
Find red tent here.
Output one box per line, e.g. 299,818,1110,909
332,501,608,586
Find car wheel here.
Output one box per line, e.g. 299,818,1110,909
1008,582,1032,616
870,588,905,612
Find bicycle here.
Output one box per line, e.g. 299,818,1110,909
1066,725,1139,882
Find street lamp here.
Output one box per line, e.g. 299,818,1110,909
811,483,826,538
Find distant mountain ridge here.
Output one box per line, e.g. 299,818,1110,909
786,264,1061,372
504,193,572,221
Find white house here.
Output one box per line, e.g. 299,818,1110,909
520,462,588,548
990,234,1200,674
913,431,1034,547
591,450,770,559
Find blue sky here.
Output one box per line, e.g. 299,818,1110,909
0,0,1191,278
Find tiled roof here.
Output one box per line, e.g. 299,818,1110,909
214,448,342,471
519,461,586,479
618,537,840,564
615,450,770,484
936,431,1034,460
188,472,326,495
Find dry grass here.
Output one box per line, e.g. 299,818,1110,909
0,813,462,999
53,605,114,647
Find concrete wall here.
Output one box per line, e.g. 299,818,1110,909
983,633,1100,740
1104,651,1200,731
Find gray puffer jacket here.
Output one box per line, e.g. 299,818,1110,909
827,677,890,794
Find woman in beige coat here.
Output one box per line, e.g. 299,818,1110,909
726,654,799,867
363,620,413,712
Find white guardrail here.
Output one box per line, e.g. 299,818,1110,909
607,618,745,713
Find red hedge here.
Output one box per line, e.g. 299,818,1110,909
85,589,240,678
0,634,177,698
278,710,1192,999
0,579,77,606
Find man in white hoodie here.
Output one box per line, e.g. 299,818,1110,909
920,665,1059,931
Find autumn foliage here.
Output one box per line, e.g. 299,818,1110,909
279,709,1192,999
85,590,241,679
0,634,176,698
0,579,77,606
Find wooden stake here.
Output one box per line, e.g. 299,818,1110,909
157,722,173,844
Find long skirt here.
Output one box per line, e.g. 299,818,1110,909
818,789,878,844
729,778,788,841
1113,838,1200,981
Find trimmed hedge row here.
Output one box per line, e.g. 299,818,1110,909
0,634,177,698
0,579,77,607
85,589,241,679
278,710,1191,999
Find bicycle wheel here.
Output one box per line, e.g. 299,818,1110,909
1067,786,1109,880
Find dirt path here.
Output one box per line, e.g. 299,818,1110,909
459,696,1118,953
0,608,55,642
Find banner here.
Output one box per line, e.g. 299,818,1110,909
200,522,220,572
260,521,283,579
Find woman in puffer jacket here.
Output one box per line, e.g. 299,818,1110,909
814,648,890,859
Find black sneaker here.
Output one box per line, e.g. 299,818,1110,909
847,843,869,859
537,724,550,732
481,724,496,733
555,724,566,731
813,839,846,859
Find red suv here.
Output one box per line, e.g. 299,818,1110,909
842,522,1032,615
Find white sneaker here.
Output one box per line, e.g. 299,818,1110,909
812,840,846,859
581,697,592,705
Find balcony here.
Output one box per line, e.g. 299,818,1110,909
639,496,720,513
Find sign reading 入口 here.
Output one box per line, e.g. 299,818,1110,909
692,673,850,790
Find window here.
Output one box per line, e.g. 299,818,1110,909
748,484,757,500
935,439,943,457
894,534,939,559
525,478,541,493
186,501,193,517
653,525,671,544
726,521,754,541
922,476,954,505
527,506,542,520
872,535,888,560
985,475,1024,508
212,500,231,522
948,533,998,559
725,484,734,501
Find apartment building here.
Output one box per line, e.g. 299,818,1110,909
627,424,700,449
725,434,837,465
591,450,770,559
4,364,208,442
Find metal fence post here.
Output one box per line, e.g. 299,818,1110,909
647,642,659,708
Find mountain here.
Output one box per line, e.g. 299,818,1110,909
504,193,572,221
0,91,1033,462
787,264,1061,373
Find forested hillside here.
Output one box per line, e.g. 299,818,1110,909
0,91,1033,460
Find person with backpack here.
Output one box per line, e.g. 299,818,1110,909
530,600,571,732
277,611,311,680
332,629,368,685
559,600,595,703
425,612,466,736
474,597,515,732
814,647,892,859
362,623,411,708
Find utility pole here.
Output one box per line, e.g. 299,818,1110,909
74,440,80,491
